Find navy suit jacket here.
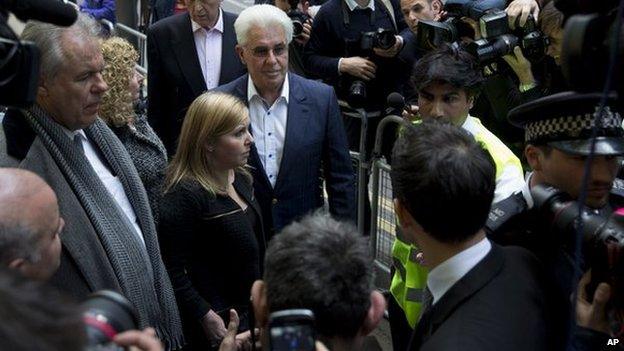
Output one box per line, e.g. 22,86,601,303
147,11,247,155
409,244,551,351
216,74,356,238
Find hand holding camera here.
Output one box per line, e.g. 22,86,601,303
339,57,377,81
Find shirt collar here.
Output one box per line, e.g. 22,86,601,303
460,115,478,135
345,0,375,12
426,237,492,303
247,73,290,106
190,8,224,33
522,172,535,209
59,124,87,141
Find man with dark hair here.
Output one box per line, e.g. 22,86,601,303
391,121,549,350
0,168,62,281
389,45,524,349
248,213,385,350
488,92,624,348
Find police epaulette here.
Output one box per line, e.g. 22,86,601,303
485,192,528,234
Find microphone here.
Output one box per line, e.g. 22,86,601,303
386,92,407,116
2,0,78,27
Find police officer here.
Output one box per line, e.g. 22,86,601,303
487,91,624,349
389,44,525,351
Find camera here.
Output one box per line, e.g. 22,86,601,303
554,0,624,99
531,184,624,310
415,0,549,66
286,0,310,38
341,28,397,107
466,12,549,65
0,0,77,108
268,309,316,351
82,290,139,351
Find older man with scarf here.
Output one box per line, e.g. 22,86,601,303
0,15,184,350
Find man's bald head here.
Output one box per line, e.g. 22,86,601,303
0,169,63,281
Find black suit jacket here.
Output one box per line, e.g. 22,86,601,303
147,11,246,155
410,244,551,351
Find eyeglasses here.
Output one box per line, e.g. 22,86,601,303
247,44,287,58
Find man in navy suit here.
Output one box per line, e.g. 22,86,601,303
217,4,356,239
147,0,247,155
391,122,550,351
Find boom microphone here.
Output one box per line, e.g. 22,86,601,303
1,0,78,27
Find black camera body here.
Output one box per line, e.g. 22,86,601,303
341,28,396,107
415,0,549,66
286,0,310,38
82,290,139,351
531,184,624,311
466,11,549,65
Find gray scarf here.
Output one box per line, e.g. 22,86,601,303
23,105,184,350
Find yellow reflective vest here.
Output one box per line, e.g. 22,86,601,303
390,116,523,328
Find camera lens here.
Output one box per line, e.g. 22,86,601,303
348,80,367,108
292,20,304,38
376,30,396,50
82,290,139,351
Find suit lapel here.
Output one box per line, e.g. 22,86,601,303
219,12,239,85
412,244,505,348
274,75,309,190
172,12,207,96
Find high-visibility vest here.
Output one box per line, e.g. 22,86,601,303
389,116,523,328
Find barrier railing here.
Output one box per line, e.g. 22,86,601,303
114,22,148,72
369,115,408,275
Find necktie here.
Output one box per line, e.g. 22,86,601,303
74,133,85,154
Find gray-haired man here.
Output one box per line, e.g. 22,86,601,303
0,14,183,350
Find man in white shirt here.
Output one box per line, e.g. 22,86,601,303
147,0,247,155
217,5,356,238
0,14,184,349
391,121,549,351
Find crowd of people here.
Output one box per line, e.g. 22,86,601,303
0,0,622,350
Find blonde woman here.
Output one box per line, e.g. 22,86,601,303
100,37,167,223
159,92,265,350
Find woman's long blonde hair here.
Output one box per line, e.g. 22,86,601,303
164,92,251,195
100,37,139,127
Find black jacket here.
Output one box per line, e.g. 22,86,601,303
146,11,246,156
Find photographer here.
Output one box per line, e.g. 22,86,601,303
219,213,385,351
303,0,407,156
501,1,567,105
487,92,624,348
274,0,313,76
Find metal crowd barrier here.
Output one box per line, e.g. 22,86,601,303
369,115,408,275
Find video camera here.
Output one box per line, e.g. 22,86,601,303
532,184,624,311
342,28,397,107
286,0,311,38
0,0,77,109
416,0,549,65
554,0,624,100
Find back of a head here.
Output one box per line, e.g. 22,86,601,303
391,121,496,243
0,269,85,351
263,213,373,340
0,169,57,266
234,4,294,46
411,44,484,97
